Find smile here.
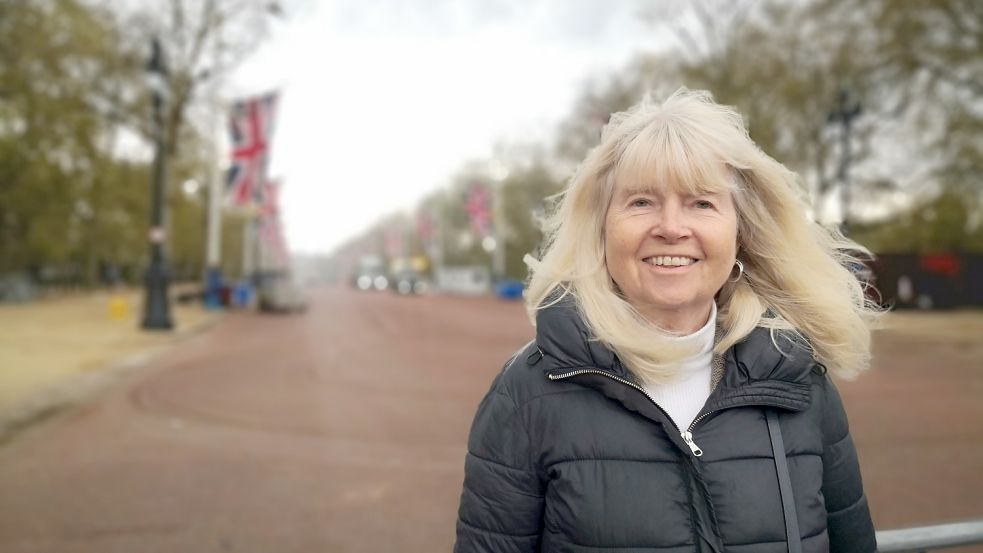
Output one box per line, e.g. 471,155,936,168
643,256,699,267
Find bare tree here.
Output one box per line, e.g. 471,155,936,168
100,0,284,155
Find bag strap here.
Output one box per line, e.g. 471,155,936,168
766,409,802,553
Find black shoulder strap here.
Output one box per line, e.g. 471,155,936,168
766,409,802,553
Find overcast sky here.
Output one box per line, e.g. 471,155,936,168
229,0,666,255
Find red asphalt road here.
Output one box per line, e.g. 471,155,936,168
0,288,979,552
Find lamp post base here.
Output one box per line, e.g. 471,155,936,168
142,262,173,330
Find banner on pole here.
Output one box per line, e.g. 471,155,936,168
417,210,435,246
227,92,279,206
385,228,404,259
258,178,289,265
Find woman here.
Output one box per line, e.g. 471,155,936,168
454,89,880,552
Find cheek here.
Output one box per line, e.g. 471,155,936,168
606,230,637,266
706,223,739,280
603,219,634,283
718,216,739,256
602,216,621,259
604,235,625,278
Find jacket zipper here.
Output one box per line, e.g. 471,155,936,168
547,368,713,457
682,410,721,456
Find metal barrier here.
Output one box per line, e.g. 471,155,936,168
877,520,983,552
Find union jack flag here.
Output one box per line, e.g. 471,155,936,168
227,92,279,205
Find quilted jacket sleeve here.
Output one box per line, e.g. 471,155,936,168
454,370,545,553
820,375,877,553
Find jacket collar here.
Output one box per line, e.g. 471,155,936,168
535,295,621,375
535,295,814,412
710,326,813,412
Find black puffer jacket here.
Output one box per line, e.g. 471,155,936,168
455,301,876,552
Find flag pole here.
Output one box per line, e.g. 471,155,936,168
492,182,506,281
257,209,267,298
242,214,255,293
203,94,224,308
429,202,444,292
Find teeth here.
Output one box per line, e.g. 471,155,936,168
646,256,696,267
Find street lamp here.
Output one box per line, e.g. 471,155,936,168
828,88,862,235
142,37,174,330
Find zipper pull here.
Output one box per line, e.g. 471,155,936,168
681,430,703,457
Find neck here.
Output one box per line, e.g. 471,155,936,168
643,303,714,334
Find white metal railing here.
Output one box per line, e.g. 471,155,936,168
876,520,983,552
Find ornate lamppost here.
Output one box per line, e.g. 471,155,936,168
828,88,862,235
142,37,174,330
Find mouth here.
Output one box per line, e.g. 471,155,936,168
643,255,700,268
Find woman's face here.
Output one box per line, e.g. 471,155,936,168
603,172,739,332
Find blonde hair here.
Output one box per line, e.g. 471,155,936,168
525,88,881,383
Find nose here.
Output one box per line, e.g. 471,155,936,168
652,203,691,241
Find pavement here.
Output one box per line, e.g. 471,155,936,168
0,287,223,439
0,288,979,552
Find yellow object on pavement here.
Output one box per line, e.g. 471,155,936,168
108,295,129,320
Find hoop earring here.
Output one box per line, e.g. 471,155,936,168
728,260,745,283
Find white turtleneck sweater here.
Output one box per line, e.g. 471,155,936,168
642,303,716,431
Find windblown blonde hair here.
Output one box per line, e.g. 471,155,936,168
525,88,881,383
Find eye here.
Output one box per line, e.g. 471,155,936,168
630,197,651,208
693,199,715,209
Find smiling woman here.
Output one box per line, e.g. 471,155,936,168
454,89,884,553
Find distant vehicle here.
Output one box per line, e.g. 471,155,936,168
352,255,388,291
355,273,389,291
257,270,308,313
392,270,428,295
